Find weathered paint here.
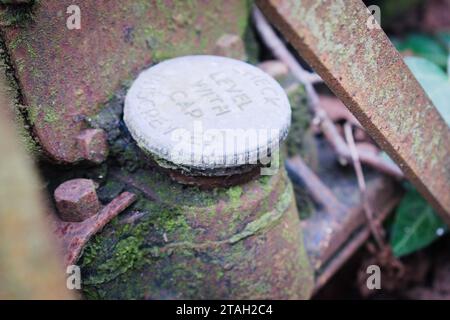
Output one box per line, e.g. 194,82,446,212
257,0,450,221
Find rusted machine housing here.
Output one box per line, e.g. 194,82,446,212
0,0,402,298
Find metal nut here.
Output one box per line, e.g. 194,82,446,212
54,178,100,222
76,128,109,164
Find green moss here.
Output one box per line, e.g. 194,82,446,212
285,85,312,156
27,105,38,125
227,185,243,208
130,0,250,63
83,235,146,285
0,35,40,157
293,183,315,219
43,107,59,123
0,0,37,27
80,239,101,268
80,196,194,287
97,179,124,203
229,184,292,244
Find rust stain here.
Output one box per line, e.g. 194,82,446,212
256,0,450,222
53,191,136,267
0,0,249,163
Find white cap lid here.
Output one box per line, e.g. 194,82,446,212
124,55,291,170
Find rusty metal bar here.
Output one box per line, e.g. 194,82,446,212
256,0,450,221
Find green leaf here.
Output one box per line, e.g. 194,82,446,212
436,32,450,52
391,189,447,257
398,34,448,69
405,56,450,126
390,57,450,256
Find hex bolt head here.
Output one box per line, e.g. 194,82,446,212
54,178,100,222
213,34,247,60
76,128,109,164
124,55,291,177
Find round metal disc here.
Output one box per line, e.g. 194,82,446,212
124,55,291,171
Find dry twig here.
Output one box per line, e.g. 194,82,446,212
344,122,385,249
344,122,405,280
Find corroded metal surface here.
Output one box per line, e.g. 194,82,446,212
80,167,314,299
61,88,314,299
0,0,249,163
52,191,136,267
75,129,109,164
54,178,100,222
257,0,450,221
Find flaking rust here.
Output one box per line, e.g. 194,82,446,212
256,0,450,221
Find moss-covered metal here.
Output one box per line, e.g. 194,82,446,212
75,84,314,299
283,82,318,169
0,0,253,163
80,166,313,299
272,74,317,219
0,34,39,156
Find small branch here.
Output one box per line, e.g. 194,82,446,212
344,122,385,250
252,7,404,180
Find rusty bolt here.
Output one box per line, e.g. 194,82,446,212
213,34,247,60
76,128,109,164
54,178,100,222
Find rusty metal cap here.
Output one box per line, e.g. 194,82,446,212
124,55,291,174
